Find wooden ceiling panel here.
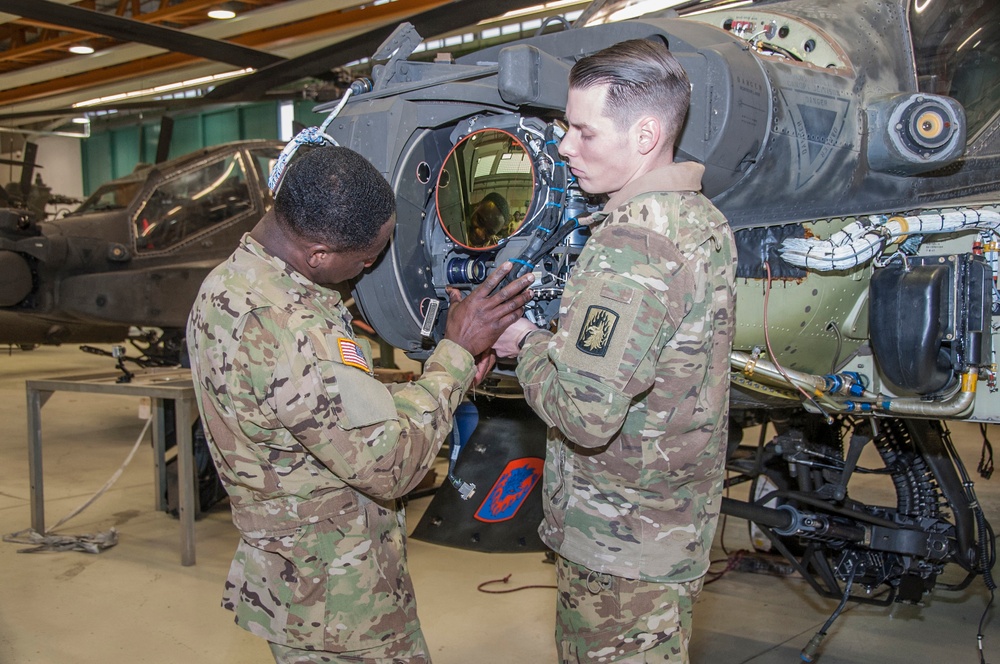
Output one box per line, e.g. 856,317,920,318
0,0,588,125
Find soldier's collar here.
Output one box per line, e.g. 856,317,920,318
239,233,342,304
580,162,705,226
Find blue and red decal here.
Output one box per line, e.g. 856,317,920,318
474,457,543,523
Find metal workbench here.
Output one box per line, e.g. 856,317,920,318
25,367,200,565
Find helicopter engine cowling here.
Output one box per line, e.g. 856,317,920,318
0,250,33,307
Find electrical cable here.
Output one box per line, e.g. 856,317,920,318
940,424,997,663
979,423,995,480
705,551,743,585
446,412,476,500
762,262,833,422
267,86,356,194
477,573,556,594
501,123,570,288
780,209,1000,271
800,560,859,662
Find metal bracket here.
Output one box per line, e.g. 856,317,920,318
370,23,423,93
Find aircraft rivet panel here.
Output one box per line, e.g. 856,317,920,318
690,11,850,71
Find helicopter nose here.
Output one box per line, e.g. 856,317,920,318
0,250,33,307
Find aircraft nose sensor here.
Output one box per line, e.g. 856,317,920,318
910,101,954,149
867,92,965,175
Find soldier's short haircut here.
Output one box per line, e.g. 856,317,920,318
274,145,396,251
569,38,690,147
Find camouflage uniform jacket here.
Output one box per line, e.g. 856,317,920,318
186,233,475,651
515,162,737,582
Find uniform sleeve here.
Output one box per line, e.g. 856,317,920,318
248,311,475,499
516,225,695,448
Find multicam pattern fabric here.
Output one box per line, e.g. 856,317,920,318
269,629,430,663
516,162,737,583
186,233,475,653
555,555,702,663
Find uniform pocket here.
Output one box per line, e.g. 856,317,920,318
320,503,419,651
229,515,401,651
227,524,312,645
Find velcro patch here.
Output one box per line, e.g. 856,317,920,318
337,337,370,372
575,305,619,357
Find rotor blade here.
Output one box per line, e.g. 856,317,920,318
18,142,38,200
205,0,547,102
0,158,41,168
155,116,175,164
2,0,284,69
0,87,311,123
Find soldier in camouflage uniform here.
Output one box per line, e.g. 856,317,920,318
495,40,737,663
186,145,534,664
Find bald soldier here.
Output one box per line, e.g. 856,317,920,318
187,145,533,663
496,39,737,663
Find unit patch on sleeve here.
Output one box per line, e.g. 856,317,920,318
575,305,619,357
337,337,371,372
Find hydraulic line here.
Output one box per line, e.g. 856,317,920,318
732,351,979,418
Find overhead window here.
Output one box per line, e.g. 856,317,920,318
134,154,251,252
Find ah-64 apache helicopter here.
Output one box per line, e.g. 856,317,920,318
0,138,283,360
304,0,997,658
0,0,552,361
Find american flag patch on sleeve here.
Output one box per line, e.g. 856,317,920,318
337,338,370,372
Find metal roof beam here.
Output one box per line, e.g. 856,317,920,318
0,0,283,68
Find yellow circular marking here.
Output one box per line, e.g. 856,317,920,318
916,110,944,139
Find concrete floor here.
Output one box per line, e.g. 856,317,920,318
0,343,996,664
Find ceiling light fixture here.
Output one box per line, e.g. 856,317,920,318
69,44,95,55
72,68,255,108
208,8,236,19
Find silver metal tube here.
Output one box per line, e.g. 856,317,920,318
730,352,979,418
731,350,827,394
876,371,978,418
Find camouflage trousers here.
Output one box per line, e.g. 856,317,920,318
555,556,704,663
269,629,431,664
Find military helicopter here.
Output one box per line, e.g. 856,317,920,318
0,138,283,359
306,0,996,657
0,0,577,361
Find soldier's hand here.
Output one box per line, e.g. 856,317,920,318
473,351,497,385
444,262,534,358
493,317,538,358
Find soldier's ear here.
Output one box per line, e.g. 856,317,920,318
635,116,661,156
305,243,332,269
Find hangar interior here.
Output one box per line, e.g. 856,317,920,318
1,344,996,663
0,0,998,663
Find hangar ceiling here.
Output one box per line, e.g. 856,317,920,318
0,0,587,131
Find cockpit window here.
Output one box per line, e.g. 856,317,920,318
911,0,1000,139
74,179,143,214
248,147,280,209
134,153,252,252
